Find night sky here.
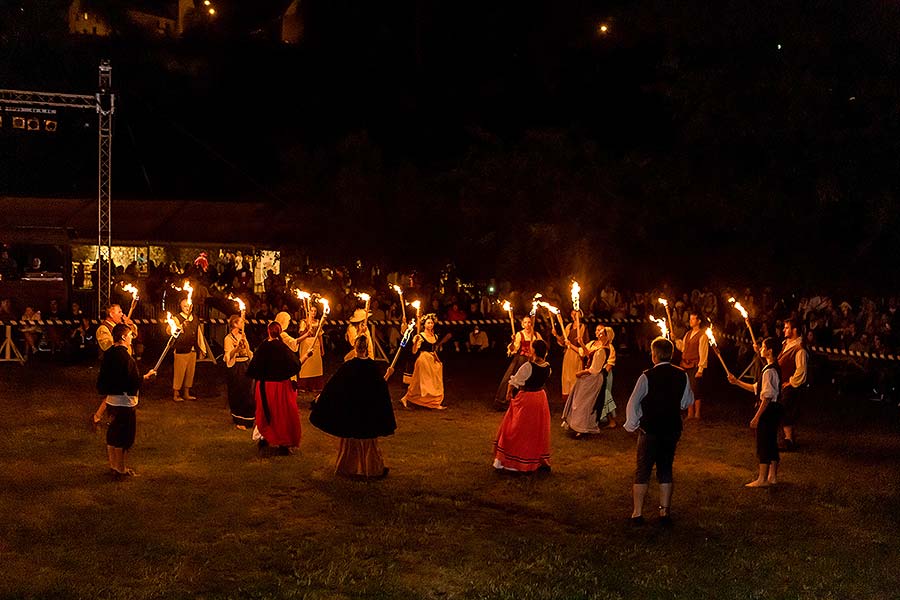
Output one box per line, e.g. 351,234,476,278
1,1,899,288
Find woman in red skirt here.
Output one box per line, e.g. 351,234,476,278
247,321,302,456
493,339,552,473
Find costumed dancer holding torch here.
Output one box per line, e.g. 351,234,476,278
399,313,446,410
297,300,325,394
676,311,709,420
224,296,254,429
92,324,156,479
344,293,375,362
400,299,422,383
494,303,543,410
556,307,587,402
561,325,618,435
727,337,783,487
172,282,208,402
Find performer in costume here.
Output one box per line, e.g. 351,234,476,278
297,304,325,393
624,337,694,525
246,321,302,456
399,313,446,409
777,318,807,451
556,309,587,400
494,316,543,409
274,311,312,354
728,337,782,487
676,311,709,420
310,335,396,479
493,339,552,472
223,314,254,430
344,308,375,361
172,298,208,402
560,325,617,435
92,303,139,428
96,303,138,355
92,324,156,478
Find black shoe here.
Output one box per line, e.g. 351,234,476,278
629,516,645,526
659,515,673,527
783,439,797,452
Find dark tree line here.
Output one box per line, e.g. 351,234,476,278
2,0,899,289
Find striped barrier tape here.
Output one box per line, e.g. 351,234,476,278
2,318,897,361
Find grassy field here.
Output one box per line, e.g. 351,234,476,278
1,348,899,599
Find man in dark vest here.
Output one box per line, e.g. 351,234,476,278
624,336,694,525
172,297,208,402
676,311,709,420
777,318,807,451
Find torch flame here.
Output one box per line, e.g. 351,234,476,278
733,301,749,320
705,327,717,347
538,301,559,314
356,292,371,302
123,284,139,301
317,298,330,315
228,294,246,312
649,315,668,339
411,300,421,311
658,297,668,307
175,280,194,306
571,281,581,312
165,311,179,336
502,300,512,313
392,285,402,295
295,290,310,300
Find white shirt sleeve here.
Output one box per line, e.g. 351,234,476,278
624,374,648,432
588,347,606,374
790,349,808,387
761,368,779,401
698,335,709,371
509,361,533,388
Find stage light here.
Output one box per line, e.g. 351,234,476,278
13,117,25,129
27,118,40,131
44,120,58,132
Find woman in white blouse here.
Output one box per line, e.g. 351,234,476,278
560,325,617,435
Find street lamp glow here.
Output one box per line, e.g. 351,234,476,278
597,23,609,35
204,0,210,4
208,7,216,15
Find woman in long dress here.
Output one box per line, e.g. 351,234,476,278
310,335,397,478
556,310,587,400
297,305,325,393
560,325,617,435
494,316,543,409
400,313,446,409
493,339,552,472
246,321,302,456
223,314,254,429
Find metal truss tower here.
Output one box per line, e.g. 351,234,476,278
0,61,115,314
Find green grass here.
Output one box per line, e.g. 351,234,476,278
1,354,899,599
